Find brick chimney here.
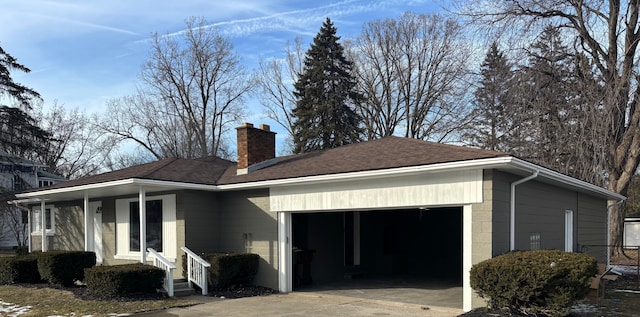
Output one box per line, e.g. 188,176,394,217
236,122,276,174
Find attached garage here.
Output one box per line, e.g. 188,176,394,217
291,208,462,287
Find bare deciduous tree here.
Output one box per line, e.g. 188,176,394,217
31,102,116,179
255,38,305,136
348,12,473,142
460,0,638,249
100,17,251,160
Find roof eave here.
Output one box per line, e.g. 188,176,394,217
219,156,625,201
15,178,219,200
15,156,624,203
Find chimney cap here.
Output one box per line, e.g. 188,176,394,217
259,124,270,132
240,122,254,128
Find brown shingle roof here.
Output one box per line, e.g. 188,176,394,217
24,137,507,191
24,156,234,192
218,137,508,184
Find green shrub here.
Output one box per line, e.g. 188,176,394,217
85,263,164,298
37,251,74,286
66,251,96,281
0,254,42,284
470,250,598,315
14,246,28,256
0,257,19,284
14,254,42,283
206,253,259,290
36,251,96,286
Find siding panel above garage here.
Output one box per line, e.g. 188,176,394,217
270,169,483,212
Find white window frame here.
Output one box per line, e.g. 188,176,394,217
31,205,55,236
114,194,176,261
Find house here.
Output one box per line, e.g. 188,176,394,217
14,123,624,311
0,151,65,249
624,212,640,247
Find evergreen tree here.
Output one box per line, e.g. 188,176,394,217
0,45,50,161
466,42,513,151
509,26,582,172
291,18,363,153
0,45,40,109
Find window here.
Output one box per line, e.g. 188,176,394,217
530,233,541,250
129,200,163,252
115,194,176,261
38,180,53,188
31,205,55,235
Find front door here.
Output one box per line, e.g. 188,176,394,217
90,201,103,263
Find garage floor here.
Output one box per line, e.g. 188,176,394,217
295,276,463,309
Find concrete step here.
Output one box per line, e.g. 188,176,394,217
172,278,196,297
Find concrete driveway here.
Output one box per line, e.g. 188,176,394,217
138,293,463,317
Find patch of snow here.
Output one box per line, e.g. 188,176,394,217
614,289,640,294
610,265,639,276
570,303,600,314
0,300,31,317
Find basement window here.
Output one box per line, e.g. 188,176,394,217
530,233,541,250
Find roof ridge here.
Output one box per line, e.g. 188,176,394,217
140,157,179,178
388,136,507,155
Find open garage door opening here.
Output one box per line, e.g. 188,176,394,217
291,207,463,307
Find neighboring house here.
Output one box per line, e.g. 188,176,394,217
14,123,624,311
624,212,640,247
0,151,65,249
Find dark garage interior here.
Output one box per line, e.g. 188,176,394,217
291,207,463,289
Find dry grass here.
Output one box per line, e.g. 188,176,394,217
0,284,201,317
611,248,640,267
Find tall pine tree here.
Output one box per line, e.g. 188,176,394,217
0,45,50,161
291,18,363,153
466,42,513,151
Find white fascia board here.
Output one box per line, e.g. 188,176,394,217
218,156,624,201
15,178,138,198
131,178,218,191
218,156,514,190
15,178,219,199
507,157,625,201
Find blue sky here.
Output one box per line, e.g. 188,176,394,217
1,0,441,149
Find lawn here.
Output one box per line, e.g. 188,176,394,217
0,284,201,317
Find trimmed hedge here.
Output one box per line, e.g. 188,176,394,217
37,251,96,286
470,250,598,315
208,253,259,289
85,263,165,298
0,254,41,284
182,252,260,290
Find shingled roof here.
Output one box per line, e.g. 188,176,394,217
24,137,507,192
218,137,507,184
25,156,234,192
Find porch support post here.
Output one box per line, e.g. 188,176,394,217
40,199,46,252
139,186,146,263
463,204,473,312
84,192,90,251
27,205,31,253
277,212,292,293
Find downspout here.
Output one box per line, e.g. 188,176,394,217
510,170,539,251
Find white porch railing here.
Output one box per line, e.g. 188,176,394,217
181,246,211,295
147,248,176,297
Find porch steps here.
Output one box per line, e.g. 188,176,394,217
172,278,196,297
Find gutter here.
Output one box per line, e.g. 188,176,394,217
510,170,539,251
